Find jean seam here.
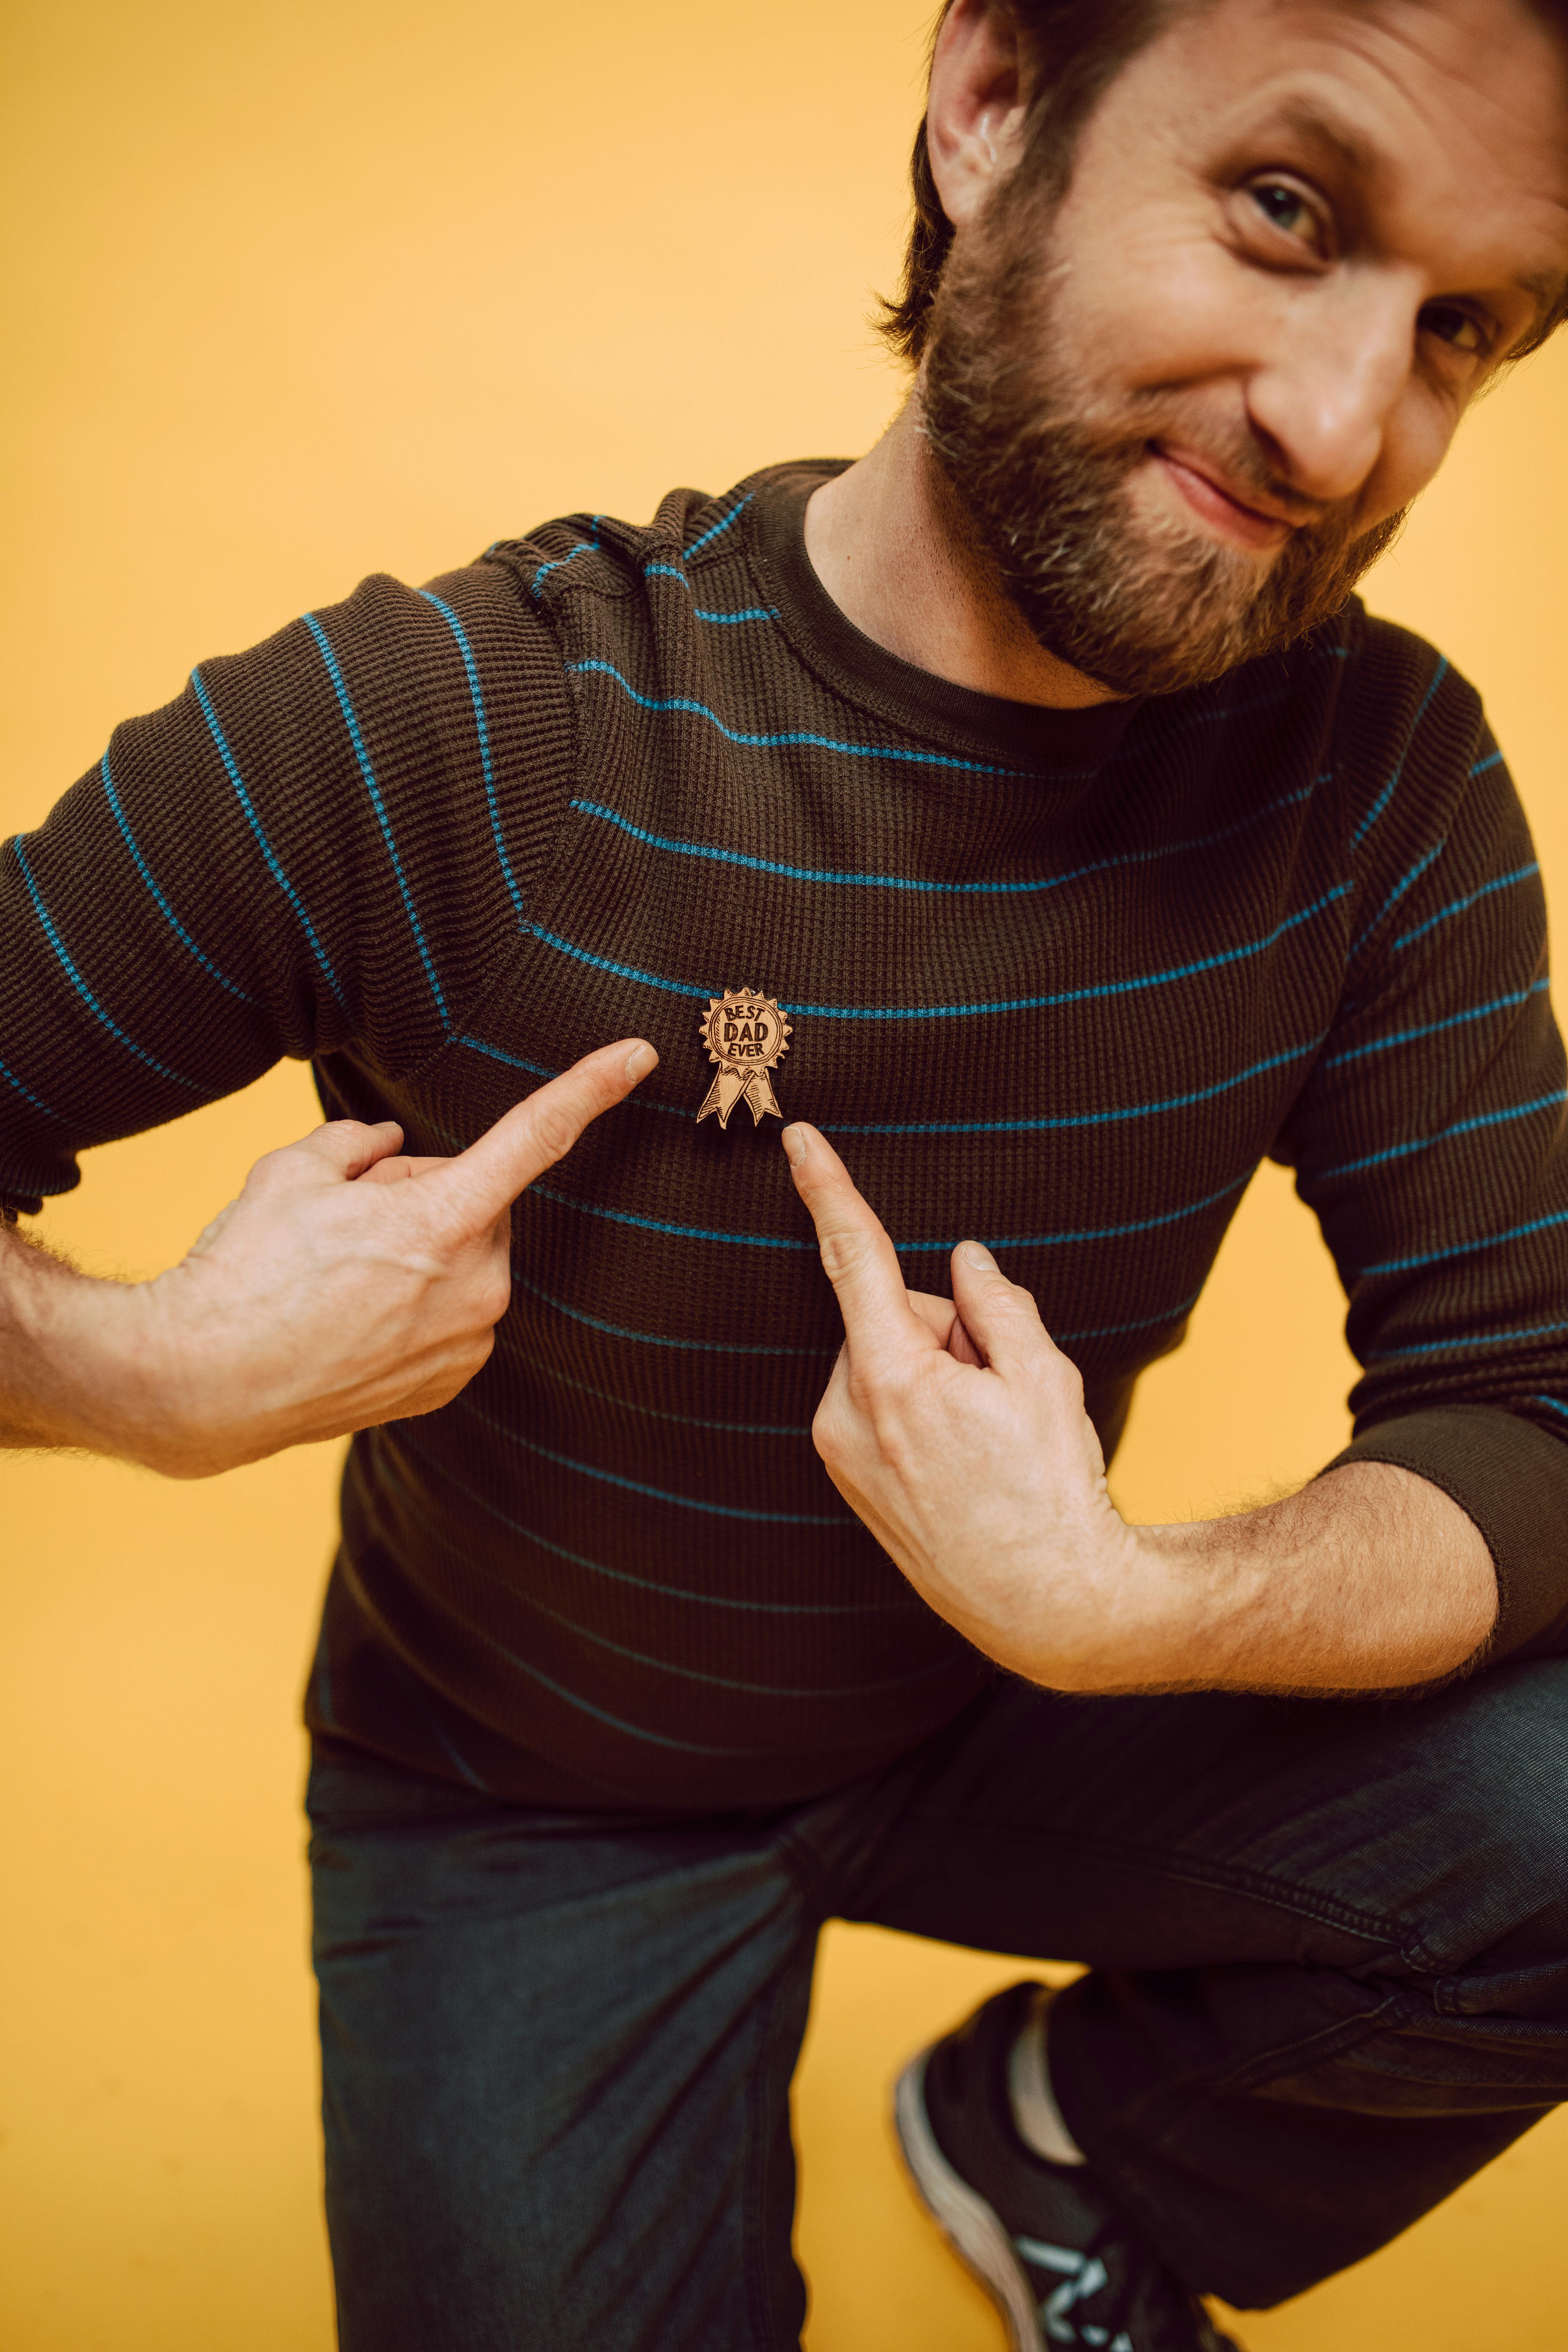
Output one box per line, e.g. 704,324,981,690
774,1822,834,1917
909,1815,1408,1952
741,1945,813,2352
1122,1990,1408,2153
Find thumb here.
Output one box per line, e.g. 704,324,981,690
247,1119,407,1194
947,1240,1054,1375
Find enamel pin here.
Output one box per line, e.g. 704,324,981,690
696,987,792,1129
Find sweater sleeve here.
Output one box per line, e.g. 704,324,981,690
1273,635,1568,1668
0,561,572,1210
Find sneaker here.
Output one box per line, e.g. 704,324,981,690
894,1982,1243,2352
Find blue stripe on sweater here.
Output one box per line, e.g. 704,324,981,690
529,518,603,597
1360,1205,1568,1279
570,646,1347,786
1534,1394,1568,1419
529,1179,813,1252
513,1271,838,1356
303,611,449,1025
392,1439,884,1684
640,564,776,624
1054,1289,1203,1344
423,1416,900,1614
1321,980,1550,1072
567,782,1316,899
190,665,346,1009
489,1420,853,1524
682,495,752,559
1348,841,1446,961
1350,657,1448,847
531,540,597,594
496,1343,813,1436
457,1032,688,1118
373,1443,770,1749
1393,863,1539,953
568,659,1043,779
528,884,1350,1023
1370,1317,1568,1363
825,1038,1324,1138
526,1171,1251,1257
12,838,204,1093
459,1029,1315,1140
99,753,255,1003
495,1569,948,1697
418,589,524,923
0,1051,66,1125
1315,1090,1567,1183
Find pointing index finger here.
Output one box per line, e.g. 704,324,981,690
783,1122,932,1363
440,1040,658,1224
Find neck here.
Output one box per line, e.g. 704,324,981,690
803,393,1122,711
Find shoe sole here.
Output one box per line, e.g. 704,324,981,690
893,2045,1045,2352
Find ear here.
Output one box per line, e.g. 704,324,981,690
925,0,1030,231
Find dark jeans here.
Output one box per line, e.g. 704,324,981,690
308,1659,1568,2350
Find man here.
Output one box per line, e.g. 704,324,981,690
4,0,1568,2343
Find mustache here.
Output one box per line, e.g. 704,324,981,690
1044,397,1356,547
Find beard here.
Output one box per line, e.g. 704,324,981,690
920,182,1406,700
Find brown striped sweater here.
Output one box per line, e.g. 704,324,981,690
5,461,1568,1809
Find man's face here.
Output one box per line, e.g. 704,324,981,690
922,0,1568,696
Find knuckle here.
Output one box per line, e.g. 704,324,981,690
811,1400,847,1470
871,1402,917,1473
1040,1350,1084,1412
246,1145,292,1187
818,1226,871,1285
527,1098,582,1166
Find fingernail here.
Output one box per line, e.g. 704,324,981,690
782,1124,807,1167
624,1042,657,1083
960,1241,995,1270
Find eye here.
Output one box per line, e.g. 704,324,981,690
1419,301,1488,357
1248,180,1322,248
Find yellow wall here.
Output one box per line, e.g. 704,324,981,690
2,4,1566,2344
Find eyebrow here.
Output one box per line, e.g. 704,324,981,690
1512,266,1568,347
1266,95,1385,182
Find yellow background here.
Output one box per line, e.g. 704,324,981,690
2,2,1566,2344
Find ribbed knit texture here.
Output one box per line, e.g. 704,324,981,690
5,461,1568,1808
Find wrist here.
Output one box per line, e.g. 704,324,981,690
1013,1517,1259,1695
1,1234,196,1470
989,1511,1222,1694
1120,1518,1264,1686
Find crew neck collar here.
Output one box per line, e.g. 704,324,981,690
743,460,1143,777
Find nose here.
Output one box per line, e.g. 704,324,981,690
1244,269,1421,509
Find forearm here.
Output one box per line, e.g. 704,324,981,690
0,1221,158,1461
1107,1461,1498,1697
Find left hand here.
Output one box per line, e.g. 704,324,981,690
783,1122,1156,1688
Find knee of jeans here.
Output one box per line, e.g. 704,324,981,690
1413,1673,1568,1989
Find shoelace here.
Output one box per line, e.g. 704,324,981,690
1015,2221,1230,2352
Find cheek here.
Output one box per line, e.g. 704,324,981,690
1065,225,1283,392
1357,393,1457,532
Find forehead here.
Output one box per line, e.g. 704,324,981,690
1114,0,1568,280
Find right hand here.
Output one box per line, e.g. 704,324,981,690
114,1038,658,1476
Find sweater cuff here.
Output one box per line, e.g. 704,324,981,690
1321,1405,1568,1667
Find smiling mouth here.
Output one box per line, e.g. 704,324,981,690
1150,444,1303,552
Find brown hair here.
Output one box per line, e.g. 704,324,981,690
880,0,1568,366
